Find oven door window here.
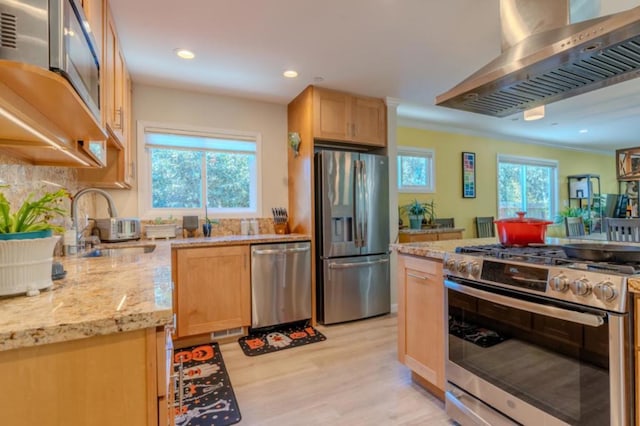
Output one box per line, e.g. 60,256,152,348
447,287,610,426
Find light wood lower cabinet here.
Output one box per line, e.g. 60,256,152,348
398,229,463,243
397,254,445,399
0,327,173,426
173,245,251,338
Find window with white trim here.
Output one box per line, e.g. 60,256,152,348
397,147,435,193
497,154,558,220
137,122,261,219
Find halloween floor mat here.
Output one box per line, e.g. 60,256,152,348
238,322,326,356
173,342,241,426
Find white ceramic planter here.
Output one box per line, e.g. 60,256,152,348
145,224,177,239
0,236,59,297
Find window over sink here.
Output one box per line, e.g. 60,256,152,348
137,121,262,219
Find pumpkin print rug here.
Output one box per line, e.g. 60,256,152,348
173,342,241,426
237,321,326,356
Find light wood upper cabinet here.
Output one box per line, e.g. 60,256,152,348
312,86,386,147
78,1,133,188
173,245,251,338
81,0,104,60
104,4,126,147
397,254,445,399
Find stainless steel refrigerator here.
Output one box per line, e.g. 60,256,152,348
314,149,390,325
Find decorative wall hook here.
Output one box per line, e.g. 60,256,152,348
288,132,301,157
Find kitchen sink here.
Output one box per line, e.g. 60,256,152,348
82,244,156,258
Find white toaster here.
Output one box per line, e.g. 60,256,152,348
93,218,141,242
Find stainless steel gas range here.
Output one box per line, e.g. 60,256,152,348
443,244,635,426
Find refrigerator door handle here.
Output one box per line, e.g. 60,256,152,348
360,159,368,247
328,258,389,269
353,160,362,247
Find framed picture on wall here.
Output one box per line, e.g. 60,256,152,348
462,152,476,198
616,147,640,180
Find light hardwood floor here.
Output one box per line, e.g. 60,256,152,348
220,314,454,425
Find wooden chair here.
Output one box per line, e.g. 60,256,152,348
434,218,454,228
605,218,640,242
475,216,495,238
564,216,586,237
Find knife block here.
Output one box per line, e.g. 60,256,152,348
274,221,289,234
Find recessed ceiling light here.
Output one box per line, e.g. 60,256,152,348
175,49,195,59
579,129,589,133
283,70,298,78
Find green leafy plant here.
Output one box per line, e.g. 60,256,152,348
154,215,177,224
399,199,436,223
0,187,69,234
555,205,598,233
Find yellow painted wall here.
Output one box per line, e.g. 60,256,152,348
397,126,617,238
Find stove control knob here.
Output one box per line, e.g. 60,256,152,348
457,261,468,274
593,281,617,302
550,275,569,293
570,278,592,296
468,261,481,276
445,258,457,272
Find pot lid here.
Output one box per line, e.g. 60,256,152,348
494,211,553,224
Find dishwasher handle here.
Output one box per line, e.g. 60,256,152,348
252,246,310,255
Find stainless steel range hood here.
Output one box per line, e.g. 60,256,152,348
435,0,640,117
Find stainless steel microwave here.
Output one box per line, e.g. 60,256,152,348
0,0,100,121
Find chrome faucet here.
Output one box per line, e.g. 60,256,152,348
71,188,119,245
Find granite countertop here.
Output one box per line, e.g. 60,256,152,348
0,233,310,353
398,227,465,235
392,236,640,293
391,237,496,259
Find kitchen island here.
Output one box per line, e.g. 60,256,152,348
0,233,309,426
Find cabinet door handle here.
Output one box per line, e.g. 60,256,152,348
173,361,184,413
114,107,123,129
407,272,435,280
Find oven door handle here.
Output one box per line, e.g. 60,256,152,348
445,280,605,327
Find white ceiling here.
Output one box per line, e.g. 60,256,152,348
109,0,640,154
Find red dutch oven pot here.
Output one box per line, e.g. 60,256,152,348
494,212,553,246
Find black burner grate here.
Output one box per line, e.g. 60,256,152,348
455,244,640,275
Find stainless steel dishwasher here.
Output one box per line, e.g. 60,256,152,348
250,241,311,329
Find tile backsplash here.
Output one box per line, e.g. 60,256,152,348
0,154,80,220
142,218,278,239
0,153,78,207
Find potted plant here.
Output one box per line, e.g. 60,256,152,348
400,199,435,229
145,215,179,239
554,206,593,235
0,187,68,297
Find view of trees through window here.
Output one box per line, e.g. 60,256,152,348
151,149,253,209
397,147,434,192
498,157,556,220
142,125,259,216
399,156,427,187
